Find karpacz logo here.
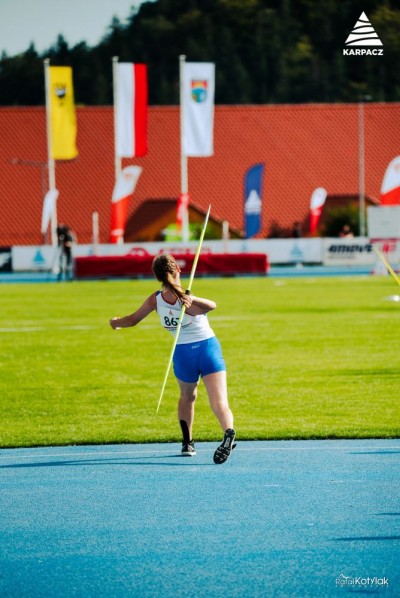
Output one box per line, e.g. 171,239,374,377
343,48,383,56
343,12,384,56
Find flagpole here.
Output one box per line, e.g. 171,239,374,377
358,100,365,237
44,58,57,246
179,54,189,243
112,57,122,182
112,56,124,244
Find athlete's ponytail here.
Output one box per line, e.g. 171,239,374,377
152,255,185,301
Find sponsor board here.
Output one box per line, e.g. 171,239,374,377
324,238,373,265
12,239,323,270
240,239,322,264
12,246,57,272
13,238,399,271
368,206,400,239
93,239,322,265
324,238,400,266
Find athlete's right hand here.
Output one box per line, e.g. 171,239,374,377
181,294,193,309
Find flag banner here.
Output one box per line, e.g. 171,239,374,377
110,166,142,243
115,63,148,158
182,62,215,157
176,192,190,232
41,189,59,235
48,67,78,159
380,156,400,205
244,163,264,238
309,187,327,234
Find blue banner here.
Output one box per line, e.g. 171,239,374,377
244,163,264,238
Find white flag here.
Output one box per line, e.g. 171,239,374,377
182,62,215,157
41,189,59,235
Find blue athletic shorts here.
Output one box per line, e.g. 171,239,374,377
173,336,226,383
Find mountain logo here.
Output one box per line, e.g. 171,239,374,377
343,12,384,56
33,250,46,266
244,189,262,215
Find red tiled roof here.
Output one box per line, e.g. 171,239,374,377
0,103,399,245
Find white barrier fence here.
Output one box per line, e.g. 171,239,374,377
7,237,400,272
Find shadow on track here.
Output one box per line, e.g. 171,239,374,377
0,454,214,469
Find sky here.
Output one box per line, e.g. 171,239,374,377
0,0,149,57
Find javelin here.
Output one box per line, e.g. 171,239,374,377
156,205,211,414
372,245,400,287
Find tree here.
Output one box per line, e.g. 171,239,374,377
0,0,399,106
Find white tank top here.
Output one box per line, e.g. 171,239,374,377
155,291,215,344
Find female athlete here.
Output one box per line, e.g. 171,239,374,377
109,254,236,464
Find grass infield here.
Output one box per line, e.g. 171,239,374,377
1,275,399,447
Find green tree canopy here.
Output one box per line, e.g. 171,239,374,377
0,0,399,105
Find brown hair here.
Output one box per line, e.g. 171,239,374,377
152,255,185,301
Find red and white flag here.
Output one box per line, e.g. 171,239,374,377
115,63,148,158
309,187,327,234
110,166,142,243
380,156,400,205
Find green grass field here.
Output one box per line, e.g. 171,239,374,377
1,275,399,447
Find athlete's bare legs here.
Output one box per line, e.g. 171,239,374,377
202,370,234,431
177,379,198,441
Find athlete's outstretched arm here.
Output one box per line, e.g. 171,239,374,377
109,293,156,329
185,295,216,316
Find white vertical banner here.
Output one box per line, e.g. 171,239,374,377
182,61,215,157
44,59,57,245
116,62,134,158
41,189,59,236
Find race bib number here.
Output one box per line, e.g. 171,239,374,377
158,305,191,330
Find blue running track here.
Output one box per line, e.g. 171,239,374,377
1,439,399,597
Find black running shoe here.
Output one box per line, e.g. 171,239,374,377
181,441,196,456
213,428,236,464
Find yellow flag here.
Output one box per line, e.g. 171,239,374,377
48,66,78,159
